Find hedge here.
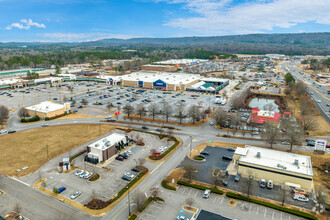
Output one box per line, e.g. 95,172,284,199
21,115,40,123
177,180,224,195
128,214,137,220
194,156,204,161
226,192,317,220
161,180,176,191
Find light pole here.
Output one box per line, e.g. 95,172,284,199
189,135,192,157
126,186,131,216
133,159,138,167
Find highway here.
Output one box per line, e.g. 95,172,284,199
280,61,330,123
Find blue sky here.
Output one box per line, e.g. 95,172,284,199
0,0,329,42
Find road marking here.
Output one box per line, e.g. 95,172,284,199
150,161,165,174
10,177,31,187
113,203,129,220
26,192,70,216
280,212,282,220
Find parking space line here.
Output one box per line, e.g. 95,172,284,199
194,191,199,198
249,204,252,212
281,212,282,220
272,211,274,219
213,197,217,203
181,187,187,194
187,189,193,196
264,208,267,217
256,206,259,214
220,197,224,205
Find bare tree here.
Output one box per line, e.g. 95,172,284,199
138,158,146,166
212,108,228,128
116,105,121,120
136,103,146,119
263,103,275,111
163,102,173,122
123,103,134,119
149,103,158,121
167,128,173,140
80,99,88,107
299,117,317,133
149,187,160,199
230,114,241,131
175,102,186,124
286,126,303,152
294,81,308,96
0,105,9,128
18,107,29,118
231,96,245,110
14,203,21,215
63,95,68,103
281,186,288,206
106,102,113,112
185,198,194,208
264,122,277,149
184,165,196,183
188,105,200,124
246,175,253,198
134,191,147,212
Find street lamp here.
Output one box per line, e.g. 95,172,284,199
133,159,138,167
189,135,192,157
126,186,131,216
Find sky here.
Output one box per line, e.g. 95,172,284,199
0,0,329,42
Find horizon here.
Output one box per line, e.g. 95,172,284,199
0,0,329,42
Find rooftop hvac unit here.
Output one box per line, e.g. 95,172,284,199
294,159,299,166
95,144,99,147
102,138,107,143
256,152,261,158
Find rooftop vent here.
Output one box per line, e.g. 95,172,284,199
256,152,261,158
294,159,299,166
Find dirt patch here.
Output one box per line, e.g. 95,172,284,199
0,124,117,177
182,205,198,213
228,199,237,207
165,168,185,187
53,113,95,120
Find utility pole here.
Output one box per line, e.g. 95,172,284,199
126,186,131,216
99,123,101,136
189,135,192,157
46,145,49,160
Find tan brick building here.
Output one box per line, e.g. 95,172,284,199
25,101,70,119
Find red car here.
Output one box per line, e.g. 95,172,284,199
153,151,161,155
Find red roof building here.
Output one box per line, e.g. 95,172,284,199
250,108,281,124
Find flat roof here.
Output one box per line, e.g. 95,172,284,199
238,145,313,176
25,101,67,113
196,209,232,220
89,133,126,151
201,77,229,83
155,59,208,65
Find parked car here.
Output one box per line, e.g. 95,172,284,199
197,154,205,159
259,179,266,188
79,172,87,178
281,141,290,145
200,151,209,156
77,106,83,109
293,194,309,202
74,170,83,176
58,187,66,193
131,167,140,172
116,156,124,161
267,180,273,189
252,131,259,135
122,175,132,181
124,172,135,178
222,179,228,186
84,172,93,179
307,141,315,146
209,121,214,126
227,147,235,152
203,189,211,198
234,173,241,182
222,155,232,161
71,191,81,200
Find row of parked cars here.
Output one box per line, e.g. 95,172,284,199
74,169,93,179
153,146,168,155
55,186,81,200
115,150,132,161
122,167,140,181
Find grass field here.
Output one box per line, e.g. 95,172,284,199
0,124,117,177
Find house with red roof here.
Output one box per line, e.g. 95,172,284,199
250,108,281,124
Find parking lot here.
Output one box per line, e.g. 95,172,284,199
139,185,303,220
40,130,174,205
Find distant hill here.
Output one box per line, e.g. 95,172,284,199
0,32,329,55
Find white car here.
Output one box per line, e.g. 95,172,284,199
84,172,93,179
79,171,87,178
71,191,81,200
105,116,112,119
124,172,135,178
210,121,214,126
75,170,83,176
293,194,309,202
0,129,8,134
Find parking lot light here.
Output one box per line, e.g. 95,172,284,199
126,186,131,216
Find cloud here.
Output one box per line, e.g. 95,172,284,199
41,32,138,42
155,0,330,34
6,19,46,30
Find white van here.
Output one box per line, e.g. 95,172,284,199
203,189,211,198
267,180,273,189
293,194,309,202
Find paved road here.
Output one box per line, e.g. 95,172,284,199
280,62,330,123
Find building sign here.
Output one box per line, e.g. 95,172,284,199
153,79,166,87
138,81,143,86
315,139,327,151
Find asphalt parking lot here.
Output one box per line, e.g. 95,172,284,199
41,130,174,205
139,185,303,220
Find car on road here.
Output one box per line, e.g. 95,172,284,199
142,126,149,130
8,130,16,134
281,141,290,145
155,128,163,132
41,123,49,127
227,147,235,152
58,187,66,193
131,167,140,172
307,141,315,146
122,175,132,181
267,180,273,189
77,105,83,109
71,191,81,200
203,189,211,198
105,116,112,119
235,173,241,182
75,170,83,176
259,179,266,188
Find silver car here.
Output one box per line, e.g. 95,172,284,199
71,191,81,200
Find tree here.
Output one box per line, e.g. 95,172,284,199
299,117,317,134
188,105,199,124
63,95,68,102
184,165,196,183
167,128,173,140
41,180,47,190
149,103,158,121
53,187,59,194
263,103,275,111
80,99,88,107
230,114,241,131
284,73,295,85
185,198,194,208
149,187,160,199
163,102,173,122
138,158,146,166
106,102,113,113
123,103,134,119
136,103,146,119
116,105,121,120
246,175,253,198
14,203,21,215
134,191,147,212
0,105,9,128
212,108,228,128
294,81,307,96
231,96,245,110
175,102,186,124
286,125,303,152
264,123,277,149
18,107,29,118
281,186,288,206
55,65,61,75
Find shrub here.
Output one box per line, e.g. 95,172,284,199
128,214,137,220
226,192,317,220
21,115,40,123
45,117,50,121
89,173,100,182
161,180,176,191
53,187,59,194
194,156,204,161
177,180,223,195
